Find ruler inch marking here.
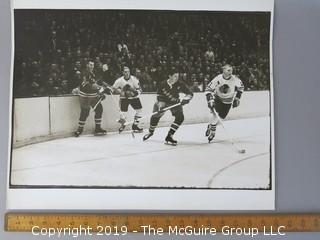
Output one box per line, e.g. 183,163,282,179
4,213,320,232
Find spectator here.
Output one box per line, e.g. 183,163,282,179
190,81,202,92
204,46,215,63
58,79,71,95
13,11,270,98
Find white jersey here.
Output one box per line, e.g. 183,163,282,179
205,74,244,104
113,75,142,99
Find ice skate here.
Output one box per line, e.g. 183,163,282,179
132,123,143,133
74,129,83,137
165,134,177,146
94,127,107,136
208,133,215,143
118,118,126,133
207,124,217,143
143,132,153,141
119,124,126,133
205,124,211,137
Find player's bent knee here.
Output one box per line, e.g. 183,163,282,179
174,113,184,124
150,115,161,126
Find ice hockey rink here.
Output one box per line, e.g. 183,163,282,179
10,116,271,189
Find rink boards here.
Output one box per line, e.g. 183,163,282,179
12,91,270,146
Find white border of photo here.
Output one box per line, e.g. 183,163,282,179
7,0,275,210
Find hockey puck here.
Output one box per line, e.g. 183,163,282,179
238,149,246,154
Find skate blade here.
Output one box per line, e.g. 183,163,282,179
118,127,126,133
143,135,152,141
164,141,177,146
94,132,107,136
74,132,82,137
132,130,143,133
208,134,215,143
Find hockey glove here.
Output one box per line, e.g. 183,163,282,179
158,107,166,114
98,87,105,94
124,89,138,98
206,93,215,109
155,102,165,114
207,99,215,109
104,87,113,94
130,89,139,97
181,99,190,105
101,83,114,94
100,94,106,101
168,97,180,104
233,97,240,108
72,87,80,95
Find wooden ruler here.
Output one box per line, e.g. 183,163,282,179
5,213,320,233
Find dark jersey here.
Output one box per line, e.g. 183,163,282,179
79,71,100,97
157,80,193,104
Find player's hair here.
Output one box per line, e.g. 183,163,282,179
168,67,179,76
222,64,233,70
123,66,130,72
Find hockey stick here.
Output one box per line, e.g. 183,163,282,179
129,102,181,138
108,90,119,107
212,107,246,154
124,102,181,127
92,97,103,111
107,87,126,120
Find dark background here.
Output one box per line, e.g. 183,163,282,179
1,0,320,239
13,10,270,97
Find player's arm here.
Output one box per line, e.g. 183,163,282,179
98,85,107,100
99,81,113,94
180,83,193,105
233,77,244,108
81,73,89,87
88,82,107,100
111,79,122,94
132,77,142,96
205,77,219,109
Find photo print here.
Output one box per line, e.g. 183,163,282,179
8,0,275,210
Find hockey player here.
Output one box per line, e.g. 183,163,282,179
143,68,193,145
73,61,107,137
205,64,244,142
112,66,143,133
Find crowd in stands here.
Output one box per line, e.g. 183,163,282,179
13,10,270,98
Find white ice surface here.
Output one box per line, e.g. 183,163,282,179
11,117,271,189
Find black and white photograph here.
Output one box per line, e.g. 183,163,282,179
7,0,274,210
